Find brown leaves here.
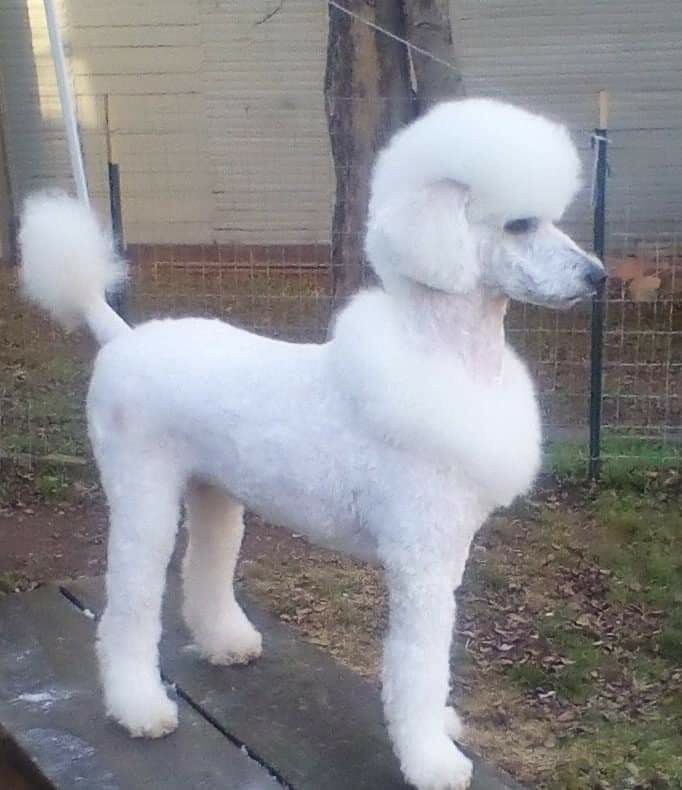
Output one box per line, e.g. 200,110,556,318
456,493,680,760
609,255,667,302
629,274,662,303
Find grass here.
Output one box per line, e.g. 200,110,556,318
507,608,604,704
549,435,681,488
594,491,681,602
555,715,682,789
2,352,91,458
593,491,682,669
242,536,385,676
491,490,682,787
0,570,32,594
538,617,602,703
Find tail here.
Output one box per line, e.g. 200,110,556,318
19,191,130,346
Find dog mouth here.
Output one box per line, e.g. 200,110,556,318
519,288,596,310
564,290,595,306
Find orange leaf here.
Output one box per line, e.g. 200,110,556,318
629,274,661,303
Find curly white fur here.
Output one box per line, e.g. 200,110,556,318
19,192,128,343
369,98,581,225
19,98,604,790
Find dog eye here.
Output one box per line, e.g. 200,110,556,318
504,218,537,235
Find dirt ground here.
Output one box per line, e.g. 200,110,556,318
1,469,679,789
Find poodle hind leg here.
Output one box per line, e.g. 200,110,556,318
182,483,262,665
96,455,182,738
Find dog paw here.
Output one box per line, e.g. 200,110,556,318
196,618,263,666
106,682,178,739
400,734,472,790
444,706,464,741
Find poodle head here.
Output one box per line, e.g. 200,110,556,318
365,98,605,308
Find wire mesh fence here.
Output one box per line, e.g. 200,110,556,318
0,4,680,482
506,230,681,474
2,207,679,479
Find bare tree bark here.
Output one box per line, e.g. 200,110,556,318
324,1,413,303
403,0,465,111
324,0,463,304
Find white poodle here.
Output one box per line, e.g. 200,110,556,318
19,98,604,790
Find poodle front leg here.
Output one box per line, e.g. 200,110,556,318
382,553,472,790
96,462,181,739
182,483,262,665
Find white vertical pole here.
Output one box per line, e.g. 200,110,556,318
43,0,89,206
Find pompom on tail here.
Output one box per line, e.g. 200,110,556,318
19,191,129,344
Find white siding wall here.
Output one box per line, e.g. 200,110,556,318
0,0,331,246
0,1,74,204
450,0,682,241
200,0,333,245
1,1,681,247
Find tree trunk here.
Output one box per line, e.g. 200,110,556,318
324,0,414,304
403,0,465,111
324,0,462,305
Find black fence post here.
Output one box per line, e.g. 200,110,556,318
104,94,127,321
107,160,128,320
108,161,123,253
588,94,609,480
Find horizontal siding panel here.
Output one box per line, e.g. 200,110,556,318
215,192,335,211
63,2,197,27
73,73,201,96
125,194,212,224
1,0,679,248
451,0,682,244
70,46,201,76
121,171,212,195
202,0,332,244
110,152,209,175
109,95,207,133
69,24,201,48
112,131,206,156
211,230,324,245
124,222,213,244
454,0,679,19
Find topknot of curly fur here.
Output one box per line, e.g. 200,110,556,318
369,98,581,224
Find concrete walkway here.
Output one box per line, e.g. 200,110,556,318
0,575,521,789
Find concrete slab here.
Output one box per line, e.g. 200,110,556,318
0,576,523,789
0,586,276,789
65,574,522,790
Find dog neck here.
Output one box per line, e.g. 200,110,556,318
390,281,508,382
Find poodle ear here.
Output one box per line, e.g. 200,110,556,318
365,180,480,293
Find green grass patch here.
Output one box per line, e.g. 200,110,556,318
0,570,32,595
658,617,682,664
508,662,551,691
549,435,680,489
468,561,509,595
1,344,91,460
503,490,681,784
520,611,603,703
593,491,682,610
555,714,682,789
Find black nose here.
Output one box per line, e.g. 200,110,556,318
584,264,607,288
